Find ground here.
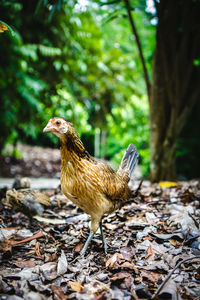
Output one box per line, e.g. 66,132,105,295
0,145,61,178
0,179,200,300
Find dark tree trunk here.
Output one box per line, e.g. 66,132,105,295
150,0,200,181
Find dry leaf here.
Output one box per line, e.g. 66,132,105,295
110,272,131,281
45,253,58,262
51,285,67,300
57,250,68,276
13,259,38,268
0,228,18,242
74,242,84,252
68,281,83,292
106,253,124,269
145,245,155,260
140,270,161,283
83,280,110,294
169,239,181,246
35,242,42,258
120,261,138,272
0,240,12,259
40,262,57,281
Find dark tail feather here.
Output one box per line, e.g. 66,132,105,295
118,144,139,180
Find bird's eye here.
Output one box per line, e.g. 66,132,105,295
56,120,61,125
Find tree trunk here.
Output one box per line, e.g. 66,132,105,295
150,53,177,180
150,0,200,181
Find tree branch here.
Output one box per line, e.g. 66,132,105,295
123,0,151,100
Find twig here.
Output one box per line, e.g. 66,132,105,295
8,230,46,246
132,179,143,197
152,255,200,299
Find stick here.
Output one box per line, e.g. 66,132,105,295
132,179,143,197
8,230,46,246
152,255,200,299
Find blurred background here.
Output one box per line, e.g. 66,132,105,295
0,0,199,183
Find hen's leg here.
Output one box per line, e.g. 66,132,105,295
80,217,101,257
80,231,94,257
100,220,107,254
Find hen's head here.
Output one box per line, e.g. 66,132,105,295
43,117,73,140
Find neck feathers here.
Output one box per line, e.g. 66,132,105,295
60,129,91,161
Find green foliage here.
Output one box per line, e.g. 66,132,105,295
106,95,150,176
0,0,154,175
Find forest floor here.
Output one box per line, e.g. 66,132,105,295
0,144,61,179
0,179,200,299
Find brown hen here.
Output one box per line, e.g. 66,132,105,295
43,117,139,256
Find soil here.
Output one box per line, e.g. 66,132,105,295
0,145,61,178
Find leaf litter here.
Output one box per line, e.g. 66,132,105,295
0,179,200,299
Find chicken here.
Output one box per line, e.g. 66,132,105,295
6,189,50,217
43,117,139,256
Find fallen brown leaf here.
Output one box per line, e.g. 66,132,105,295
140,269,161,283
110,272,131,281
83,280,110,295
120,246,136,260
45,253,58,262
106,253,124,269
51,285,67,300
120,261,139,273
13,259,39,268
68,281,83,292
74,242,84,252
35,242,42,258
0,240,12,259
145,244,155,260
169,239,180,246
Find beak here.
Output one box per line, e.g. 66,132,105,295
43,122,54,133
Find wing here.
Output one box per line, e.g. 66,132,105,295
96,160,131,202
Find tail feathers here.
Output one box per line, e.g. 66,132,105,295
118,144,139,179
